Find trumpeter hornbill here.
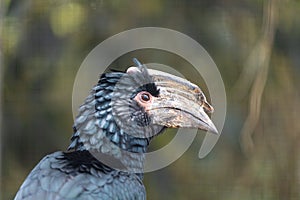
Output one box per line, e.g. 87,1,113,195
14,59,218,200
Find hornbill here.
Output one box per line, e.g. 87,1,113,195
14,59,218,200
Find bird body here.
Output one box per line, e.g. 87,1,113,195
15,151,145,200
14,59,218,199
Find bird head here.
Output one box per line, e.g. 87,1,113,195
70,59,217,157
110,61,218,139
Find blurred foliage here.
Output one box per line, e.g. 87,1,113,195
1,0,300,199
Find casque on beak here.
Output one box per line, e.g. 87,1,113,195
147,69,218,134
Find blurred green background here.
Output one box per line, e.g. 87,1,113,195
1,0,300,199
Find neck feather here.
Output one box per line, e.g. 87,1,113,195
67,73,152,172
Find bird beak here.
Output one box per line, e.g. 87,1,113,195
147,69,219,134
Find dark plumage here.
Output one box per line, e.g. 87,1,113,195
14,59,218,200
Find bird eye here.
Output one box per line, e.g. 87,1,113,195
140,92,151,102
